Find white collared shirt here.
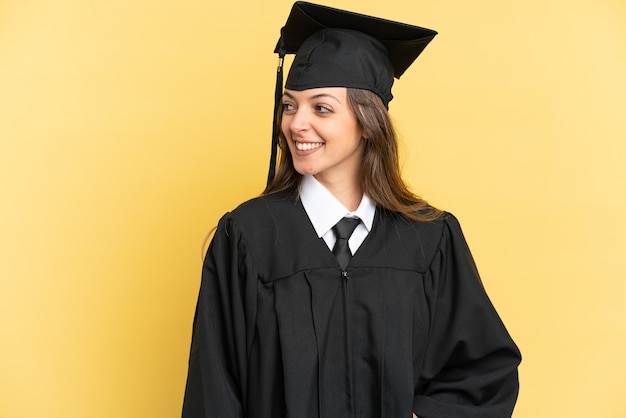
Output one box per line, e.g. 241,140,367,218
299,175,376,255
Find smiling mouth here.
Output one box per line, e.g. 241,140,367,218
295,142,324,151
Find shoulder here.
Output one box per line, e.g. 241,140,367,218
214,192,317,279
377,207,456,237
228,192,299,223
217,192,303,242
371,210,468,272
410,210,476,267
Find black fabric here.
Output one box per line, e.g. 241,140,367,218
182,193,521,418
285,28,396,106
332,217,361,271
276,1,437,79
276,2,437,107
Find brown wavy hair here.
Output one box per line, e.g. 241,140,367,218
264,88,442,222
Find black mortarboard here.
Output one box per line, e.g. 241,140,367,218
266,1,437,185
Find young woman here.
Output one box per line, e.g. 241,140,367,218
183,3,521,418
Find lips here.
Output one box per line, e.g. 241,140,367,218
295,141,324,151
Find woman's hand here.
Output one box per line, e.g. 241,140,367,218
413,414,418,418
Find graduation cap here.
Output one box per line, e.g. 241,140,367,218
267,1,437,185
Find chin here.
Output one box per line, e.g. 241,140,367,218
294,165,319,176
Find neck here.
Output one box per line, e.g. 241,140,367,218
314,174,363,211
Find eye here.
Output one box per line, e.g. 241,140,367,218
281,102,295,113
314,104,333,114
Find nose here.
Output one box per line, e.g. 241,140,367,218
286,107,310,133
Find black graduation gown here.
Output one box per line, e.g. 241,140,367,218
183,192,521,418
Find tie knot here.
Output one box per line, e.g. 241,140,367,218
332,217,361,240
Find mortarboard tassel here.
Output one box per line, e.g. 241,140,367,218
266,40,286,187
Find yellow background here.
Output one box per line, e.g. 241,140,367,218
1,0,625,417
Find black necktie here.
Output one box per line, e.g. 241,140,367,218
332,217,361,270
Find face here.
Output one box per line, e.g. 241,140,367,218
281,87,365,187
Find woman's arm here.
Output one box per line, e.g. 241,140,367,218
412,214,521,417
182,215,252,417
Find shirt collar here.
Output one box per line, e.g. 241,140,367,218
299,175,376,238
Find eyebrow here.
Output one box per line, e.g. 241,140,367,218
283,91,343,104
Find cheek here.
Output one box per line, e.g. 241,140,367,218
345,122,364,144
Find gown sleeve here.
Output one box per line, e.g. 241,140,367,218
182,214,257,418
412,214,521,418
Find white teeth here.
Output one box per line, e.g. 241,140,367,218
296,142,323,151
